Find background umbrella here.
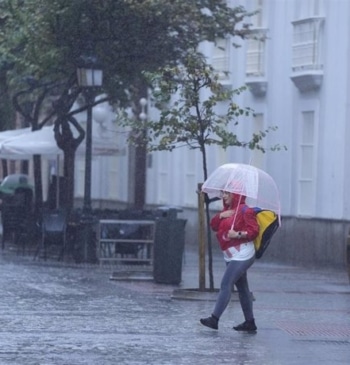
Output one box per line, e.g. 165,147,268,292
0,125,124,158
0,174,34,195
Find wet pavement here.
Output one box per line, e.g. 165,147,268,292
0,246,349,365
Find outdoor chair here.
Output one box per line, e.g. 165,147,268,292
34,208,68,261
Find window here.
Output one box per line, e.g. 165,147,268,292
245,0,267,78
292,17,324,72
250,113,265,168
298,111,315,215
212,38,230,81
245,30,267,77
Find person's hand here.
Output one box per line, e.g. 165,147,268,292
219,210,234,219
228,229,238,239
228,230,247,239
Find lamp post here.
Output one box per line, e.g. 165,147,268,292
77,55,103,262
134,97,147,210
139,98,147,121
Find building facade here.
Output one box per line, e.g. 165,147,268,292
133,0,349,269
1,1,348,269
75,0,349,269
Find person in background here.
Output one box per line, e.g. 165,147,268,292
200,190,259,332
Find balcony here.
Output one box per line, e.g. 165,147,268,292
290,70,323,92
245,28,268,97
290,17,325,92
246,79,268,97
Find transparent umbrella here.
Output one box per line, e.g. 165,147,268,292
202,163,281,218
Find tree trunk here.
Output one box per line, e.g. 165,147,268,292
198,183,206,291
134,141,147,210
1,160,8,178
200,142,215,290
33,155,43,216
54,115,85,212
64,150,75,211
205,200,215,290
131,84,148,210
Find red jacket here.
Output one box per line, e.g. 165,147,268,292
210,196,259,251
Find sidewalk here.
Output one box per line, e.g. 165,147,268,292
0,245,349,365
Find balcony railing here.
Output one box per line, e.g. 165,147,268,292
290,17,325,92
245,28,268,97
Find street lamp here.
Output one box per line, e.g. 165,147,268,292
77,54,103,261
77,55,103,213
139,98,147,121
134,97,147,209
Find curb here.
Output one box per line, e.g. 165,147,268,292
171,288,254,302
110,270,154,281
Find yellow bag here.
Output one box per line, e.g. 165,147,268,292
244,207,280,259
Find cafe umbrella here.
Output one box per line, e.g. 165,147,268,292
0,174,34,196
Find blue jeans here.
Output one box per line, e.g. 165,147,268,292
212,256,255,321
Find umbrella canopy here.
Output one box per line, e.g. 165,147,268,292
0,126,62,159
0,125,124,159
0,127,31,143
202,163,281,216
0,174,34,195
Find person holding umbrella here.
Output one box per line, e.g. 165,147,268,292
200,188,259,332
200,163,281,332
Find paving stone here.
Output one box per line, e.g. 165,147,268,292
0,246,349,364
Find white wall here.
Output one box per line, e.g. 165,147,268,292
143,0,350,224
80,0,350,227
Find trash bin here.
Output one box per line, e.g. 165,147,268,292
68,209,98,264
153,207,186,285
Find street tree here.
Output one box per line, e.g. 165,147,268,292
0,0,257,211
123,52,283,290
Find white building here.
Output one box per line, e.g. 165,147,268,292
85,0,349,269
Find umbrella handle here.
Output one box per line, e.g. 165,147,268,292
230,195,243,230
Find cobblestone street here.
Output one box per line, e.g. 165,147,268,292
0,247,349,365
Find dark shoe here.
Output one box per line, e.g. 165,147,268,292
233,319,257,333
200,315,218,330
